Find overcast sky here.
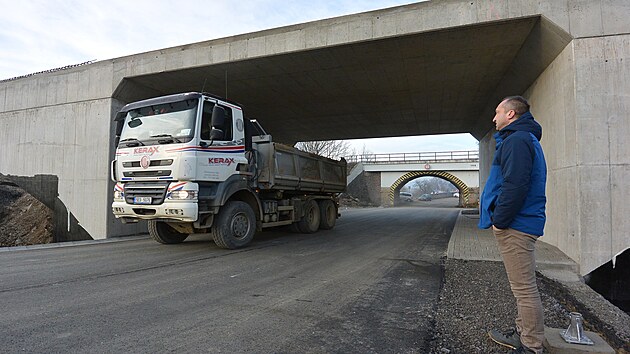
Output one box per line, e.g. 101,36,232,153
0,0,479,153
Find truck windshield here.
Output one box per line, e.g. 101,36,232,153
119,99,198,147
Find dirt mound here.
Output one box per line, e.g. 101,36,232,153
0,184,53,247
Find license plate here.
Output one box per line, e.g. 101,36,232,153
134,196,152,204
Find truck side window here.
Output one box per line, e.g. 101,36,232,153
201,101,233,141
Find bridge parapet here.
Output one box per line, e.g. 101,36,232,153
346,150,479,164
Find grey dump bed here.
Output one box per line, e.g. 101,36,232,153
254,140,347,193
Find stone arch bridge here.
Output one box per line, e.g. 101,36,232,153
346,150,479,207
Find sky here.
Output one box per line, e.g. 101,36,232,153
0,0,479,153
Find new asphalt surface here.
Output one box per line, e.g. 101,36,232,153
1,206,456,353
2,201,628,353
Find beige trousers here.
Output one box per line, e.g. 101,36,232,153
493,228,544,354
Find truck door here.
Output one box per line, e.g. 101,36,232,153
197,100,245,182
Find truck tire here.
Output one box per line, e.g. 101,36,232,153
297,199,320,233
318,200,337,230
148,220,189,244
212,201,256,249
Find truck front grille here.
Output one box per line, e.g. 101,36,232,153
124,181,169,205
123,170,171,177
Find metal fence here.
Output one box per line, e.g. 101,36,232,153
345,150,479,164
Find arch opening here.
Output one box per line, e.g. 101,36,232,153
390,171,471,207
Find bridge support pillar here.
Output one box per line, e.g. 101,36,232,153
464,187,479,208
380,187,392,207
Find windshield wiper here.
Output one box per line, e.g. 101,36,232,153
119,138,145,147
151,134,182,144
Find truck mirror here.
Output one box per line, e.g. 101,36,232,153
210,128,225,140
128,119,142,128
211,106,226,129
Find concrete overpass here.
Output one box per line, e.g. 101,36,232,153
346,150,479,207
1,0,628,275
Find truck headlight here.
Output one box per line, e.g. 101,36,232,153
113,190,123,201
113,187,124,201
168,190,197,200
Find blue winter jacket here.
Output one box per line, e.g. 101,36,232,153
478,112,547,236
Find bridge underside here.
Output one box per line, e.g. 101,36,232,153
114,16,570,143
2,1,628,276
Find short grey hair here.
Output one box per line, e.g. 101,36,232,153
502,96,530,117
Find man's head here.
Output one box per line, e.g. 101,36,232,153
493,96,530,131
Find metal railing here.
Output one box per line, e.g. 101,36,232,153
345,150,479,164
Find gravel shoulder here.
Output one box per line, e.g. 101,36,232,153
429,257,630,353
430,259,576,354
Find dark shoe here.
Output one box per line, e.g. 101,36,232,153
488,328,521,350
508,345,536,353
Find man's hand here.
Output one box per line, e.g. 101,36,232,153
492,225,505,231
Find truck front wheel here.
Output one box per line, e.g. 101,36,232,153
212,201,256,249
148,220,189,244
298,199,320,233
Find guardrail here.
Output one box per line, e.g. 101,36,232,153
345,150,479,164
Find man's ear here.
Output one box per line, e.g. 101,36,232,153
507,110,516,120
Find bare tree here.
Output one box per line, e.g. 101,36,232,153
294,140,353,160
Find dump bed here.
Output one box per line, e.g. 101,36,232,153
254,140,347,193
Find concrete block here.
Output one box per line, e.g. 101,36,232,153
544,327,614,354
568,0,604,38
475,0,508,22
536,0,571,34
328,22,350,46
303,25,328,48
181,46,204,67
229,39,248,61
528,41,577,169
164,50,185,72
246,36,266,58
578,165,613,275
210,43,229,63
544,166,581,264
284,29,306,52
0,84,7,110
264,33,287,55
66,72,80,103
600,0,630,35
396,10,427,35
373,13,397,38
346,17,372,42
3,83,17,111
611,165,630,256
132,54,166,77
24,80,38,109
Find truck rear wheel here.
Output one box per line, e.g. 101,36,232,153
318,200,337,230
297,199,320,233
148,220,189,244
212,201,256,249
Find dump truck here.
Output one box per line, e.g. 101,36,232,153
111,92,347,249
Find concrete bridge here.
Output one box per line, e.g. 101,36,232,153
1,0,628,276
346,150,479,207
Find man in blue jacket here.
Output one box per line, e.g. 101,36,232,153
479,96,547,354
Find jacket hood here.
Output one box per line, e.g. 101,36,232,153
499,111,542,141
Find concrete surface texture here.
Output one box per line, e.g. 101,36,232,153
0,0,628,274
544,327,614,354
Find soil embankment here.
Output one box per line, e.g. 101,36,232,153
0,184,53,247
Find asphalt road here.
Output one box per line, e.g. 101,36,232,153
0,207,459,353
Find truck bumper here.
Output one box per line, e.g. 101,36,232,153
111,201,198,222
